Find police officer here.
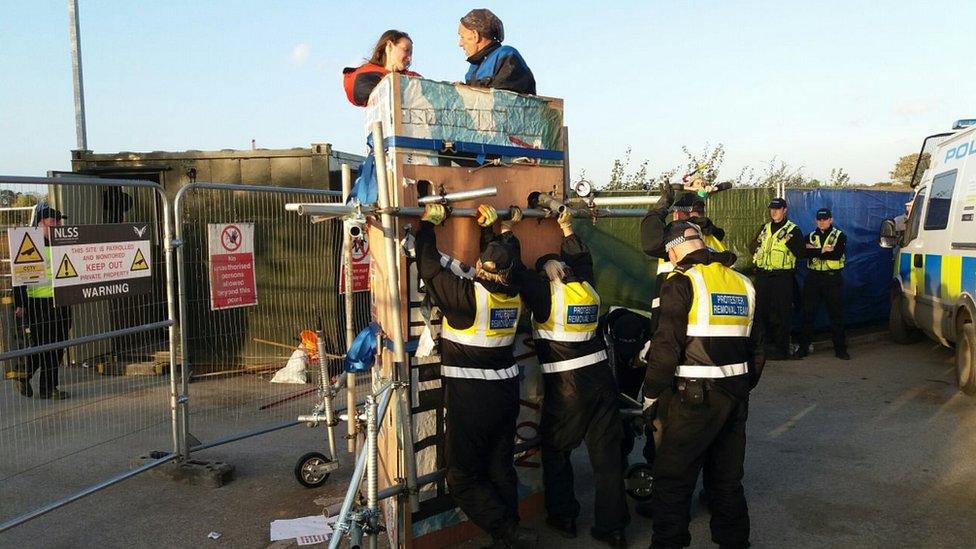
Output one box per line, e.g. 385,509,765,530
415,203,530,548
509,210,628,547
750,197,805,360
642,221,764,549
7,206,72,399
798,207,849,360
690,198,727,252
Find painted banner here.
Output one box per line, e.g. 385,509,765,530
7,227,48,286
208,223,257,310
339,233,371,293
49,223,153,306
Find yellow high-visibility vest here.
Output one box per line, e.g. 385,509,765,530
753,221,797,270
703,233,726,252
808,228,845,271
531,280,600,342
26,247,54,299
441,283,521,348
669,262,755,379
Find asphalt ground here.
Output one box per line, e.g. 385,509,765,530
2,335,975,548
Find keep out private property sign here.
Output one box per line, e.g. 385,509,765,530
208,223,257,310
49,223,153,306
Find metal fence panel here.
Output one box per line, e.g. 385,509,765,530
0,176,177,526
174,184,371,452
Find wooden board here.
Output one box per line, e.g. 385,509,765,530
369,75,566,548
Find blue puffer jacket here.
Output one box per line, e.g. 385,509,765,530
464,42,536,95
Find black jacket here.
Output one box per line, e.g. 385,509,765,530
642,248,765,401
416,221,519,372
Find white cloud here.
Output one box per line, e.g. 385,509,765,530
289,43,310,66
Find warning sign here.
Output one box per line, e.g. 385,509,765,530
56,255,78,279
340,233,371,294
208,223,257,310
49,223,154,306
7,227,49,286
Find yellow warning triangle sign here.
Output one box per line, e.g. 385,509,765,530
130,248,149,271
14,232,43,264
56,255,78,279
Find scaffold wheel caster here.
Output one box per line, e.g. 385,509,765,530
625,463,654,502
295,452,332,488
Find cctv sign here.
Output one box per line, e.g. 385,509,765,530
208,223,257,310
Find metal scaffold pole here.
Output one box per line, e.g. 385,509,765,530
369,122,422,523
342,164,358,454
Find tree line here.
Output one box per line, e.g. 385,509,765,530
597,144,925,191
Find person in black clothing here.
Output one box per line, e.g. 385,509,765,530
458,9,536,95
415,203,532,549
640,182,677,333
601,308,653,461
7,206,73,400
798,207,849,360
642,221,764,549
749,197,806,360
506,209,628,547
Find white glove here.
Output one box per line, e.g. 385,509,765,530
543,260,566,282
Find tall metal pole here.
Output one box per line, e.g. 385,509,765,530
342,164,358,454
67,0,88,150
370,122,421,519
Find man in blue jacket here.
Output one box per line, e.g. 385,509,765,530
458,9,536,95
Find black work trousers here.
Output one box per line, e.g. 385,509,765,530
754,270,795,356
651,382,750,549
800,270,846,354
540,362,629,534
616,362,656,465
444,376,520,539
22,297,72,396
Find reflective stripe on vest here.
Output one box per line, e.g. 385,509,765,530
441,283,521,347
441,364,519,380
26,246,54,298
753,220,797,270
532,281,600,342
681,263,755,338
808,228,845,271
676,362,748,378
539,349,608,374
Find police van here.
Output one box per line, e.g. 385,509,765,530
880,119,976,394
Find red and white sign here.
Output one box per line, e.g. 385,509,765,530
208,223,257,310
339,233,371,294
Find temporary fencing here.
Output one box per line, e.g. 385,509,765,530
0,176,374,532
172,183,371,457
0,175,179,528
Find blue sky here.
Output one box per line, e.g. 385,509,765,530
1,1,973,185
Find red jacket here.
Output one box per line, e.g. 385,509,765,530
342,63,420,107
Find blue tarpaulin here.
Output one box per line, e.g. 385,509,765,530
786,187,912,329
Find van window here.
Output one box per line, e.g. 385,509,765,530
923,170,957,231
904,188,926,244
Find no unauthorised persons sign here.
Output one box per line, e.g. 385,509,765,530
208,223,257,310
50,223,153,306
